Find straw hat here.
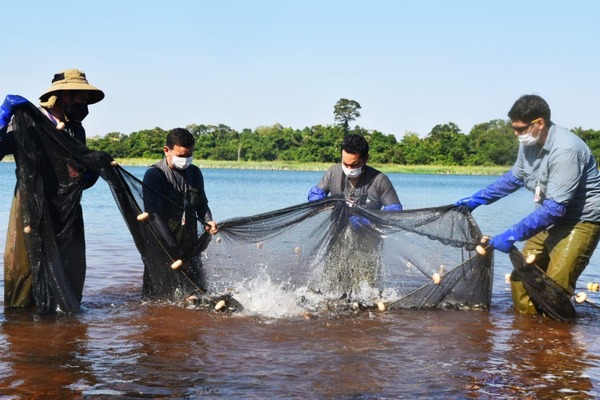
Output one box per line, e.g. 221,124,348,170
39,69,104,105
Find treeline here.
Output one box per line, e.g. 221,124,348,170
87,121,600,166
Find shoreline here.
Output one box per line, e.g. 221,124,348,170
115,159,510,175
1,158,510,176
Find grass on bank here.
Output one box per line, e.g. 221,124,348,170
2,156,509,175
114,158,509,175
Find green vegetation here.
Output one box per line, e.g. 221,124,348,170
111,158,509,175
334,98,362,135
89,121,600,169
84,98,600,172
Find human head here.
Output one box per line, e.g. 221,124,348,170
340,134,369,178
508,95,552,145
507,95,551,126
341,134,369,161
164,128,195,170
39,69,104,122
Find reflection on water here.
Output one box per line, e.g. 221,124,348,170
1,312,94,398
498,316,596,398
1,164,600,398
3,301,600,398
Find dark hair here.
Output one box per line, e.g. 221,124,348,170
507,95,551,124
166,128,195,149
341,134,369,160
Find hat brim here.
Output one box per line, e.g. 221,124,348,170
39,83,105,105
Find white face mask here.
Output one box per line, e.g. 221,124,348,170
342,164,363,178
518,132,541,147
171,155,193,170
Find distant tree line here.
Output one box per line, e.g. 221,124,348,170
88,122,600,166
87,98,600,166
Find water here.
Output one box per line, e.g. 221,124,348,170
2,162,600,398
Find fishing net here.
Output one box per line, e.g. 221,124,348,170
111,167,496,313
506,248,600,322
201,201,493,312
9,101,597,320
5,101,216,313
113,164,496,313
6,102,117,313
6,100,495,314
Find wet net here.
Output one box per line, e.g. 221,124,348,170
202,200,494,312
507,248,600,322
5,102,215,313
6,101,496,314
112,160,496,313
6,102,117,313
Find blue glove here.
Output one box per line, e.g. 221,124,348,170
489,231,517,253
455,171,523,211
307,186,327,202
382,203,403,211
489,199,566,253
0,95,28,130
349,215,373,229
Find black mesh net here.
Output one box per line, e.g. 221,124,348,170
203,200,494,312
7,101,496,315
508,248,582,322
7,102,117,313
6,102,215,313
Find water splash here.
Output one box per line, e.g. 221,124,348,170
225,273,401,319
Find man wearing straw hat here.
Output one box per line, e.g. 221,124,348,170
38,68,104,143
0,68,104,309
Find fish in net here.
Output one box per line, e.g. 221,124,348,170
118,168,598,319
200,200,494,313
112,170,495,314
5,100,493,314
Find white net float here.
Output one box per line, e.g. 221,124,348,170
215,299,226,311
575,292,587,304
476,245,486,256
171,259,183,270
136,212,149,221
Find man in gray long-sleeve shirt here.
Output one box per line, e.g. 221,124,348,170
455,94,600,316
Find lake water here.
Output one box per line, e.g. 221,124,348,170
1,161,600,399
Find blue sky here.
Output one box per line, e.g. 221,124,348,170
2,1,599,139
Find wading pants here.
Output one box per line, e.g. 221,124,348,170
4,190,34,308
511,221,600,315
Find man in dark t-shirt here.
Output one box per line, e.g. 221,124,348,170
143,128,218,253
306,134,402,297
307,134,402,211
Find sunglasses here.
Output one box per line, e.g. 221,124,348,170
512,118,542,134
